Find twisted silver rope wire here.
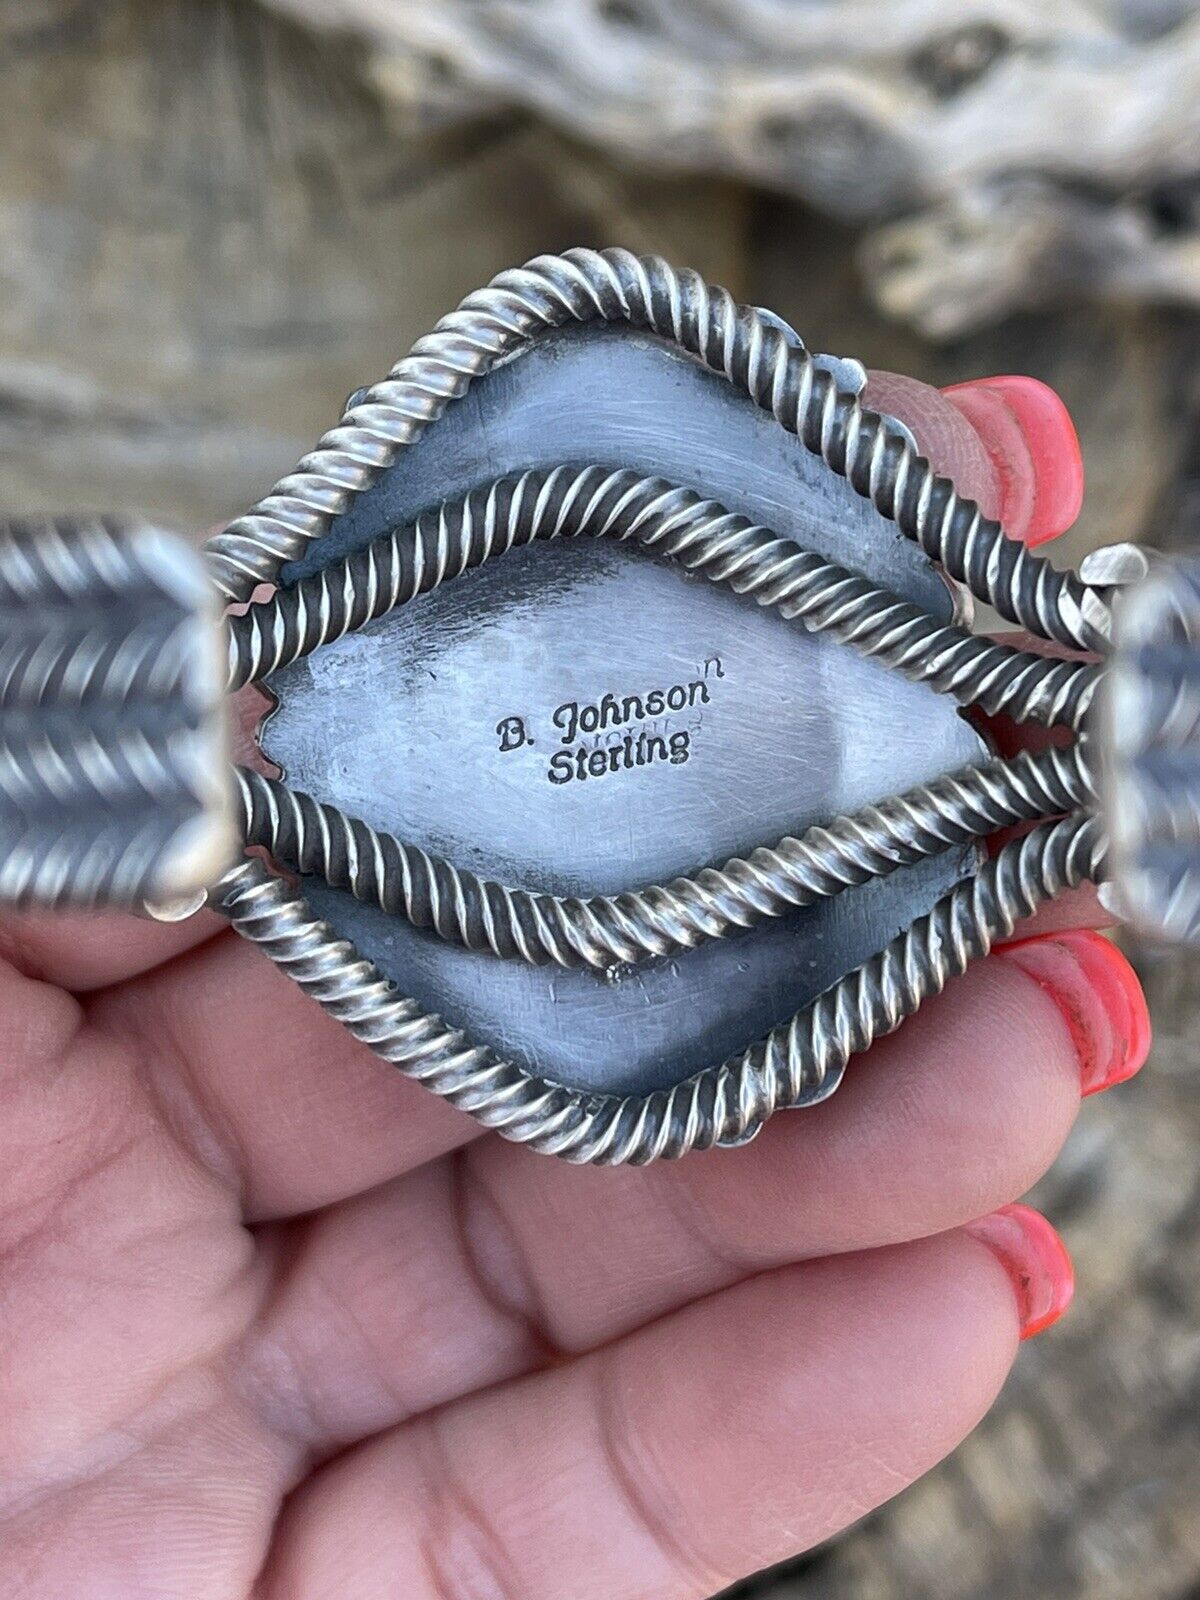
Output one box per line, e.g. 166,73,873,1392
1,517,202,716
226,466,1099,731
0,817,192,909
0,725,202,812
1100,564,1200,941
233,742,1096,970
212,812,1104,1164
0,617,193,714
0,514,174,605
1,517,233,908
205,249,1110,654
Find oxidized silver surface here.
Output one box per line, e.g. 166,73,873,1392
0,516,232,910
200,248,1115,1163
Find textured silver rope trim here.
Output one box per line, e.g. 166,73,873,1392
206,249,1111,653
0,724,206,811
0,516,233,908
233,743,1097,969
0,815,202,909
226,465,1099,731
1101,559,1200,940
212,812,1105,1164
0,616,192,713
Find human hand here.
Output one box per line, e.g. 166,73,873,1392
0,374,1150,1599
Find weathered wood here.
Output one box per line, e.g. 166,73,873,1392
260,0,1200,336
0,0,747,532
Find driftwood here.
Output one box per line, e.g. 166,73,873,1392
259,0,1200,335
0,0,746,533
2,2,1200,1597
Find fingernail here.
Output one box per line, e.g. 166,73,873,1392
965,1203,1075,1340
998,930,1151,1097
942,375,1084,546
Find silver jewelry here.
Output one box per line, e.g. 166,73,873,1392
3,249,1190,1163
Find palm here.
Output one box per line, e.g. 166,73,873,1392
0,376,1142,1600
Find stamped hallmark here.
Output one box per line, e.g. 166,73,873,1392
496,656,725,787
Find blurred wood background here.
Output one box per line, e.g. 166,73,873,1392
2,2,1199,1596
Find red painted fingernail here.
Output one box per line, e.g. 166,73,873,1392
965,1203,1075,1340
998,930,1151,1097
942,375,1084,546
